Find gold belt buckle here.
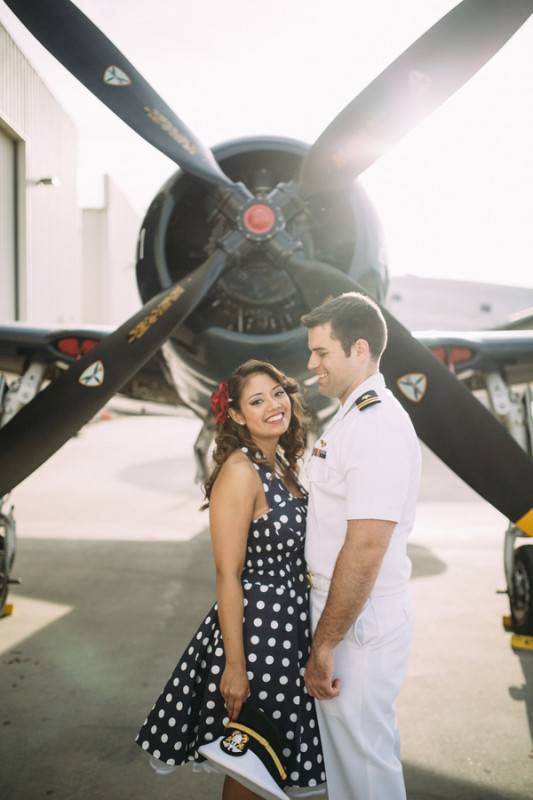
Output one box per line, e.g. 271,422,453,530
306,570,313,588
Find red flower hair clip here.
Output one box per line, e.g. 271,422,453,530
210,381,231,425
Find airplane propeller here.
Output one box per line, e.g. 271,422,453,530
286,253,533,532
1,0,533,536
299,0,533,197
2,0,237,192
0,247,229,495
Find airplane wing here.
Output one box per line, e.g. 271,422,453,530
2,323,533,405
0,322,180,406
414,329,533,387
499,308,533,331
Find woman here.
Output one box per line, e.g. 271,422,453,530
135,360,326,798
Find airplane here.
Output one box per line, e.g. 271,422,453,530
0,0,533,649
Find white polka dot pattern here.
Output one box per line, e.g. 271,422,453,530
135,448,325,790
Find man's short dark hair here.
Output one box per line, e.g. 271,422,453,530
301,292,388,360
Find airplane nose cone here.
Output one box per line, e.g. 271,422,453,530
242,203,276,235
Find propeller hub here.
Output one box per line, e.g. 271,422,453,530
241,202,278,240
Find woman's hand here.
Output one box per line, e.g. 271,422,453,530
219,663,250,721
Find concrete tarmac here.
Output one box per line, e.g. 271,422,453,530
1,411,532,800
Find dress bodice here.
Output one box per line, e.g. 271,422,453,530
240,447,308,585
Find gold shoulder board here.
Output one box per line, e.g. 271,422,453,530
355,390,381,412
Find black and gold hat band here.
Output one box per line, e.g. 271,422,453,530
224,720,287,781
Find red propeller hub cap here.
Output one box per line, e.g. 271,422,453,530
242,203,276,235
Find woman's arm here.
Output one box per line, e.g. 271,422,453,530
209,455,258,720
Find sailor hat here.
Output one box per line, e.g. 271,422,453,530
198,705,289,800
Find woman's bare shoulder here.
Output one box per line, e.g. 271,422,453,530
213,450,258,492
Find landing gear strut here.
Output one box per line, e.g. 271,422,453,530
488,377,533,650
0,498,18,617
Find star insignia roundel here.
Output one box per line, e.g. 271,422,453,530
397,373,427,403
79,361,105,388
103,65,131,86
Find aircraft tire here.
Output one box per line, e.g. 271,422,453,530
511,545,533,635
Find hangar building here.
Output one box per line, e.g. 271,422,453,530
0,21,140,328
0,21,81,323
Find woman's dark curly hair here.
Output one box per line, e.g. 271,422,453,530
202,359,307,507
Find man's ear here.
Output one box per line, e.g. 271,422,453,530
352,338,370,360
228,408,245,426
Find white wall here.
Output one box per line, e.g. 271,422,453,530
0,124,16,319
0,22,81,323
82,175,141,325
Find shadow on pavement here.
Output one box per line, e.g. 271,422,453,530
509,649,533,759
404,762,529,800
0,534,526,800
408,542,447,580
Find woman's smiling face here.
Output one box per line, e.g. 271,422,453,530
231,372,292,440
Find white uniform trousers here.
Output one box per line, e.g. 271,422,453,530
310,580,414,800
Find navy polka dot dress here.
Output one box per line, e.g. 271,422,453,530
135,446,326,794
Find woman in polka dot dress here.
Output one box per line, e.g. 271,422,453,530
136,359,326,798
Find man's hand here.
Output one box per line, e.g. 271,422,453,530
304,646,341,700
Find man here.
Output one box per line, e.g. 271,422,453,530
301,292,421,800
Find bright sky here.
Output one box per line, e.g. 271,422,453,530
1,0,532,287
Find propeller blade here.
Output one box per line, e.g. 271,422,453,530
4,0,234,191
299,0,533,197
287,254,533,535
0,249,228,496
286,253,350,311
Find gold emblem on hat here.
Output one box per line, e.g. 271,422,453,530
222,730,250,754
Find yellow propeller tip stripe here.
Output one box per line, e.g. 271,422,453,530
515,509,533,537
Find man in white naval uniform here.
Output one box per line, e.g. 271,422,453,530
301,292,421,800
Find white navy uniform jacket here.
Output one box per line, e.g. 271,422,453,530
305,372,421,597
